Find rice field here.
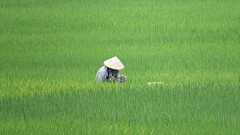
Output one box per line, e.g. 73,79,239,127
0,0,240,134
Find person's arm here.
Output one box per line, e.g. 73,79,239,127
116,71,121,83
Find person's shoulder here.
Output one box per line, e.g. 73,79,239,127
99,66,107,70
98,66,107,72
101,66,106,68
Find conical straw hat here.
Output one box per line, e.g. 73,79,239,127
103,56,125,70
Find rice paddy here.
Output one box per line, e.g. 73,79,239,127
0,0,240,134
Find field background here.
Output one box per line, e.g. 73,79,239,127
0,0,240,134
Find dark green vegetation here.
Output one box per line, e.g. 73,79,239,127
0,0,239,134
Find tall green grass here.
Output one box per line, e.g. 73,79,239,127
0,0,240,134
1,83,239,134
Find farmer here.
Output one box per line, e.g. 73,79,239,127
95,56,127,83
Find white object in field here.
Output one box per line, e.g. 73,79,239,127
147,81,164,85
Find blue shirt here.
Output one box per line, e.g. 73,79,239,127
95,66,121,82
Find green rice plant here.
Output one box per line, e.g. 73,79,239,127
0,0,239,134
